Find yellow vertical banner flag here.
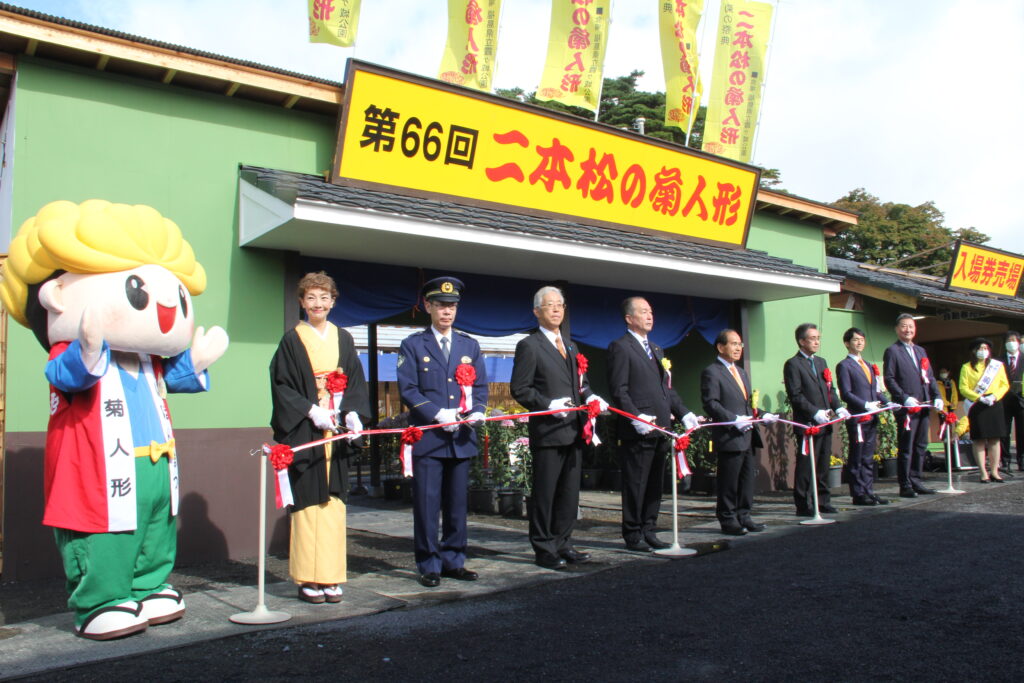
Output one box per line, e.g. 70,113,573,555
703,0,773,162
537,0,611,113
659,0,705,134
308,0,362,47
439,0,503,92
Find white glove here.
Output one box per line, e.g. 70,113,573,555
933,398,944,410
904,397,920,407
886,402,902,410
864,401,883,412
548,398,572,419
735,415,753,432
308,404,336,431
344,412,363,434
761,413,779,424
435,408,458,426
464,411,485,425
681,412,700,431
632,414,656,435
980,394,996,406
813,409,830,425
836,407,852,420
588,395,609,412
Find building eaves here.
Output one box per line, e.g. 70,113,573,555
242,165,840,284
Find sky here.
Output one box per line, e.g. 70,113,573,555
12,0,1024,252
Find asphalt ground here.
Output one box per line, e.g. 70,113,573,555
3,471,1022,682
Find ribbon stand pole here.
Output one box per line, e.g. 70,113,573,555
231,449,291,625
654,445,697,558
801,436,836,526
938,422,966,495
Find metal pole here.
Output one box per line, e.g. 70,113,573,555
800,435,835,526
938,422,965,495
655,447,697,557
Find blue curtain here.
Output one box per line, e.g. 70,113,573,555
303,257,728,349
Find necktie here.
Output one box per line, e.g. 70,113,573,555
729,364,748,399
555,334,567,359
440,336,450,361
643,338,654,359
1011,355,1017,375
858,358,872,385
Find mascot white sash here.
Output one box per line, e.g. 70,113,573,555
963,359,1003,415
100,354,177,531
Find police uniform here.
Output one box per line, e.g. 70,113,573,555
396,278,488,582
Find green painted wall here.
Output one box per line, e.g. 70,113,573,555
7,58,337,431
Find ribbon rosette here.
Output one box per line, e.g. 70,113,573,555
662,357,673,389
872,362,885,393
455,363,476,414
264,443,295,509
325,370,348,416
802,425,821,456
673,435,693,479
399,426,423,478
937,410,959,439
581,398,602,446
576,352,588,392
856,414,872,442
822,367,833,393
920,357,931,385
903,404,922,430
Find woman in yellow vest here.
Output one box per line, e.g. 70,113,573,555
958,338,1009,482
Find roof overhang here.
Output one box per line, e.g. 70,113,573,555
240,177,840,302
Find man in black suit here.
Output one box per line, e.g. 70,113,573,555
510,286,605,570
882,313,943,497
607,297,698,551
701,329,778,535
783,323,849,516
1000,330,1023,471
836,327,889,506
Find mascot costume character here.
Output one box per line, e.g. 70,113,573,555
0,200,228,640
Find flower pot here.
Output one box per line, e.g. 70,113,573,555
827,466,842,489
880,458,898,479
468,488,498,514
602,468,622,491
498,490,525,517
581,468,602,490
689,471,717,496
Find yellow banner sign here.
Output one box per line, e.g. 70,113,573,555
947,241,1024,297
660,0,705,133
333,63,759,248
536,0,610,113
308,0,361,47
703,0,773,162
439,0,502,92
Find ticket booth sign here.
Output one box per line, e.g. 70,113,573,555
332,61,760,249
946,240,1024,297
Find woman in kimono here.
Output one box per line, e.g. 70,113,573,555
270,272,369,603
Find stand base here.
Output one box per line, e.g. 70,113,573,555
937,487,966,495
654,544,698,558
800,516,837,526
230,605,292,625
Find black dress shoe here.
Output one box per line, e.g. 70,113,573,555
913,487,936,495
818,504,838,513
979,477,991,484
559,548,591,563
795,508,814,517
535,555,568,570
739,519,766,532
625,539,652,552
720,524,747,536
871,495,890,505
899,488,918,498
418,573,441,588
440,567,478,581
643,535,671,550
991,477,1005,483
852,496,879,506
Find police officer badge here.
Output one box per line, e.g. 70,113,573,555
441,281,454,294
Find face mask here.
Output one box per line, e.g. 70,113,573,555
1007,341,1020,354
976,348,990,360
939,372,949,380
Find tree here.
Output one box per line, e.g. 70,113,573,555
827,189,989,272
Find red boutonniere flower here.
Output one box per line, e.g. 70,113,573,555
268,444,294,471
455,363,476,386
871,363,881,376
576,352,588,374
920,358,930,372
822,368,833,384
325,370,348,394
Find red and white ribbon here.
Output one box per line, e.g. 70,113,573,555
326,370,348,418
576,352,588,392
903,405,922,430
673,435,693,479
455,363,475,414
801,425,821,455
399,426,423,478
581,399,602,446
937,411,958,440
264,444,295,509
